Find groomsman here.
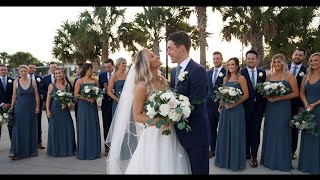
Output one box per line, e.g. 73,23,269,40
206,51,226,158
73,63,83,123
289,48,307,160
0,65,14,141
241,50,267,168
27,63,45,149
98,58,115,156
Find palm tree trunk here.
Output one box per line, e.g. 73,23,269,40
101,43,109,62
152,41,160,57
250,32,264,66
196,7,207,67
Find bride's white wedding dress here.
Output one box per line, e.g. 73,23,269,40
125,125,191,174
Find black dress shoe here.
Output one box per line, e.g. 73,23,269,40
9,154,16,160
209,150,215,158
250,158,258,168
38,144,45,149
105,148,110,156
246,154,251,159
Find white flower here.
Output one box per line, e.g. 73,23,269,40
7,79,12,83
36,77,41,82
167,99,178,109
218,72,224,78
178,94,189,102
3,113,8,119
58,91,66,97
149,93,157,101
159,104,171,117
178,71,188,81
306,107,311,112
180,100,190,107
181,106,191,118
228,91,237,97
168,109,181,122
146,105,157,119
259,72,263,77
0,115,3,122
299,72,305,77
84,89,90,93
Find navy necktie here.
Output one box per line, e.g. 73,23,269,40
212,70,218,87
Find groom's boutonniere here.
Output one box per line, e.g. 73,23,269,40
258,72,263,78
7,79,12,83
218,72,224,78
299,72,305,77
36,77,41,82
178,71,189,81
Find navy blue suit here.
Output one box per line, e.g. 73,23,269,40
241,68,267,158
98,71,113,149
0,76,14,141
170,59,210,174
31,74,44,144
288,64,307,154
206,67,226,151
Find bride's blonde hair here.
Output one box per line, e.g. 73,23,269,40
134,48,153,86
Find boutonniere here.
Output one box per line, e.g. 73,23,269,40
258,72,263,77
218,72,224,78
178,71,189,81
299,72,305,77
7,79,12,83
36,77,41,82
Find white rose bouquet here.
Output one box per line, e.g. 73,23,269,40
144,91,192,135
0,109,13,127
52,90,73,109
290,107,318,136
256,81,290,98
80,85,102,99
213,86,243,107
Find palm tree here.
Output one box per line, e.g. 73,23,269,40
215,7,278,65
195,6,209,67
0,52,10,65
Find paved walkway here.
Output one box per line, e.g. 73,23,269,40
0,110,307,174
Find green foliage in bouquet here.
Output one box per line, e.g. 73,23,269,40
290,108,318,136
256,82,290,97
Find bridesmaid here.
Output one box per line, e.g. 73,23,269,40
107,57,128,116
215,57,249,171
74,63,101,160
260,54,299,172
298,52,320,174
9,65,40,160
46,68,76,157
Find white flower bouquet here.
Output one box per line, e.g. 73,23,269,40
0,109,13,127
144,91,192,135
290,107,318,136
52,90,73,109
256,81,290,98
80,85,102,99
213,86,243,107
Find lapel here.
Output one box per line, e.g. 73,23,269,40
0,78,4,91
177,59,193,87
208,69,213,88
216,68,226,86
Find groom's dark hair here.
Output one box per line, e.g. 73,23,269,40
168,31,191,53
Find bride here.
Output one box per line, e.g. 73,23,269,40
106,48,191,174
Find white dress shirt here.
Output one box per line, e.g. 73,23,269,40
177,57,191,75
290,63,302,77
247,66,257,86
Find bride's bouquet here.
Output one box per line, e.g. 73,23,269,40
0,109,13,127
144,91,192,135
256,81,290,98
52,90,73,109
80,85,102,99
213,86,243,107
290,107,318,136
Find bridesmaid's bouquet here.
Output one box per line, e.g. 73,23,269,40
52,90,73,109
144,91,192,135
256,81,290,98
290,107,318,136
0,109,13,127
213,86,243,107
80,85,102,99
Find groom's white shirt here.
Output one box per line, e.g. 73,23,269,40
178,57,191,75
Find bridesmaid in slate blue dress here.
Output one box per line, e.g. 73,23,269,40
74,63,101,160
9,65,40,160
260,54,299,172
298,53,320,174
107,57,127,116
46,68,76,157
215,57,249,171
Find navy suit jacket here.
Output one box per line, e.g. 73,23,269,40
170,59,209,148
39,74,72,101
206,67,226,113
288,64,307,112
241,68,267,115
31,74,43,101
98,71,112,101
0,76,14,106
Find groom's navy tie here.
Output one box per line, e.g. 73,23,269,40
175,65,182,87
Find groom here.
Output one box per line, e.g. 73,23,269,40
168,31,210,174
